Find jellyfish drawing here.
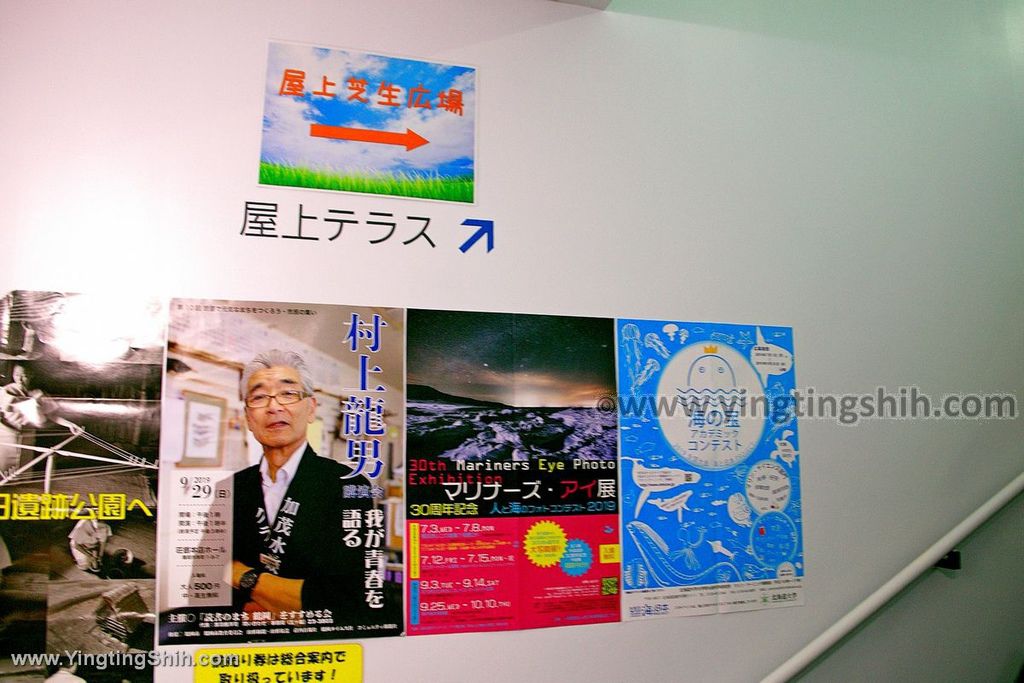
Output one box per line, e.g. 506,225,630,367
672,526,704,571
620,323,642,386
644,332,670,360
633,357,660,393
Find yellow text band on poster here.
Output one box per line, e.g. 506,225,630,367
194,644,362,683
409,522,421,579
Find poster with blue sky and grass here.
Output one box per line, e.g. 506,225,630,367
261,42,476,202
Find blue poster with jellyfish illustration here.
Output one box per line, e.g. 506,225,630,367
617,319,804,619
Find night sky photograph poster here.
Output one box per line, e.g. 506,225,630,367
405,310,621,635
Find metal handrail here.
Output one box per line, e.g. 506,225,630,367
762,470,1024,683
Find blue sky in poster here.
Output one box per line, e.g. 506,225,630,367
616,319,803,592
261,42,475,178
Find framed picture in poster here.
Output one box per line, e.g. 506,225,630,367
178,391,226,467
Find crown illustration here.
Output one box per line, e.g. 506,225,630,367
703,345,719,354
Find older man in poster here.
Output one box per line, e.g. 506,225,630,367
228,349,375,622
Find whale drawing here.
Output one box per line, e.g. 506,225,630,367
647,489,694,523
623,457,701,518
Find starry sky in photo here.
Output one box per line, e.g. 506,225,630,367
407,309,615,407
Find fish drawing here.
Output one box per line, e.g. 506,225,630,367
707,539,736,559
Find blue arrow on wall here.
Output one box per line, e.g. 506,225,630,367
459,219,495,253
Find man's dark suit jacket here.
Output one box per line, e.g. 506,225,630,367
231,446,373,623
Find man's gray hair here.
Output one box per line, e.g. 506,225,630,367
239,349,315,400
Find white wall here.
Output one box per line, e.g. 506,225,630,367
1,1,1022,680
800,495,1024,682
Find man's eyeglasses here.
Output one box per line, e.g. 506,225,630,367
244,390,311,409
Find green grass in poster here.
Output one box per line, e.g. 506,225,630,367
259,162,474,203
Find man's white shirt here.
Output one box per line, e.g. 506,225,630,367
259,441,306,525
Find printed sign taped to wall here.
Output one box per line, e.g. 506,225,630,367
194,644,362,683
404,310,621,634
0,290,162,680
617,320,804,619
261,41,476,203
157,299,404,644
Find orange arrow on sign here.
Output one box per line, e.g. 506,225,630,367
309,124,429,151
